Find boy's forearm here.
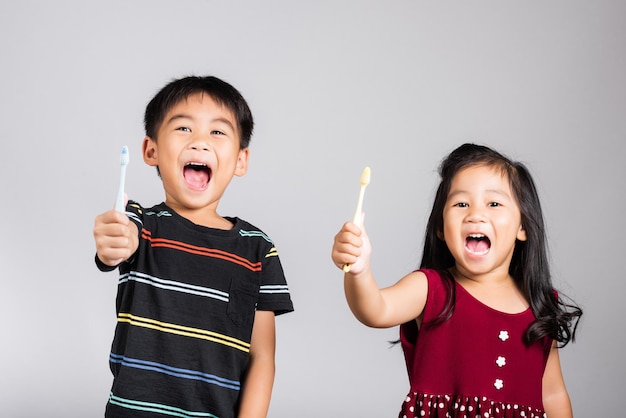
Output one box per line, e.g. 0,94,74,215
238,310,276,418
238,356,275,418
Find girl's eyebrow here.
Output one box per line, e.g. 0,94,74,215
447,188,512,200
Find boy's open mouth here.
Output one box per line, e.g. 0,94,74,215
183,162,212,190
465,233,491,255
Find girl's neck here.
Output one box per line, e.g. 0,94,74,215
450,266,529,313
452,266,510,285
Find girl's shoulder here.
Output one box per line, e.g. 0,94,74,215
413,269,457,324
418,268,453,294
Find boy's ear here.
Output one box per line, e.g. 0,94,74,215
234,147,249,177
142,136,158,166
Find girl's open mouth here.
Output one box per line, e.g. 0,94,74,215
465,234,491,255
183,162,212,190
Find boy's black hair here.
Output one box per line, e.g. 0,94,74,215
421,143,582,347
144,75,254,149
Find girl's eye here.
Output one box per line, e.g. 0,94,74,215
488,202,501,207
454,202,469,208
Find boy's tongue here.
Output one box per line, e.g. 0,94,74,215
467,238,490,254
184,166,209,189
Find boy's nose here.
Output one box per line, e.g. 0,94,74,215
189,137,211,152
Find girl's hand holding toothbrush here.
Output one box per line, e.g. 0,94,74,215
332,218,372,276
333,166,372,275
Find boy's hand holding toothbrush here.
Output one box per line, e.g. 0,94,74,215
93,207,138,267
93,145,138,267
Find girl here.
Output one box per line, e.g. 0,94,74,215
332,143,581,418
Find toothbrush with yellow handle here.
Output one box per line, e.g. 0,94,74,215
343,166,371,273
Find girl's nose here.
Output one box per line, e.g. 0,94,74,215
465,208,486,223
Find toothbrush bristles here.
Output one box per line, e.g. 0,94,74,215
120,145,129,165
360,166,371,186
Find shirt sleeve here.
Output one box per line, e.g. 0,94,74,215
256,243,294,315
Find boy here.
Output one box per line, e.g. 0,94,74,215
93,76,294,418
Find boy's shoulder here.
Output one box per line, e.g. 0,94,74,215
127,200,168,215
228,217,276,245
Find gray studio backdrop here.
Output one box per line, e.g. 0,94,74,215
1,1,624,416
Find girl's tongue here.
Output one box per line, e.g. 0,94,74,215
184,165,210,190
466,236,490,255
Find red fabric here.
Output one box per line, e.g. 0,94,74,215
399,269,551,417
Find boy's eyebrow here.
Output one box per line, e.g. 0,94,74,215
166,113,236,130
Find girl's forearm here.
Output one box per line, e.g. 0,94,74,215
543,390,573,418
344,267,388,327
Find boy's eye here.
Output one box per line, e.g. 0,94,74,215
211,130,225,135
176,127,191,132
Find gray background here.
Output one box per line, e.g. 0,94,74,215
1,1,624,416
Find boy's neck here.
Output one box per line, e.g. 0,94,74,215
166,202,234,230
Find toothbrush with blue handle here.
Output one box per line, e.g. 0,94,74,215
115,146,129,212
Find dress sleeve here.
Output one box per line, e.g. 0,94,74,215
399,268,447,372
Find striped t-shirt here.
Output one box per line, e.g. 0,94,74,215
97,201,294,418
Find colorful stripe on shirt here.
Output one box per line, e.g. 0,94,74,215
239,229,273,243
119,271,230,302
141,228,262,272
117,313,251,352
109,353,241,391
260,284,290,294
108,393,219,418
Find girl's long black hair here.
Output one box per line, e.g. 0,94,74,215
422,143,581,347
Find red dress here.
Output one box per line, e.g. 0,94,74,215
399,269,551,418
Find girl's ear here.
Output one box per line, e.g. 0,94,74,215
234,147,249,177
517,225,527,242
142,136,158,166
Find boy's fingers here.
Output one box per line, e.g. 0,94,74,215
99,209,130,225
